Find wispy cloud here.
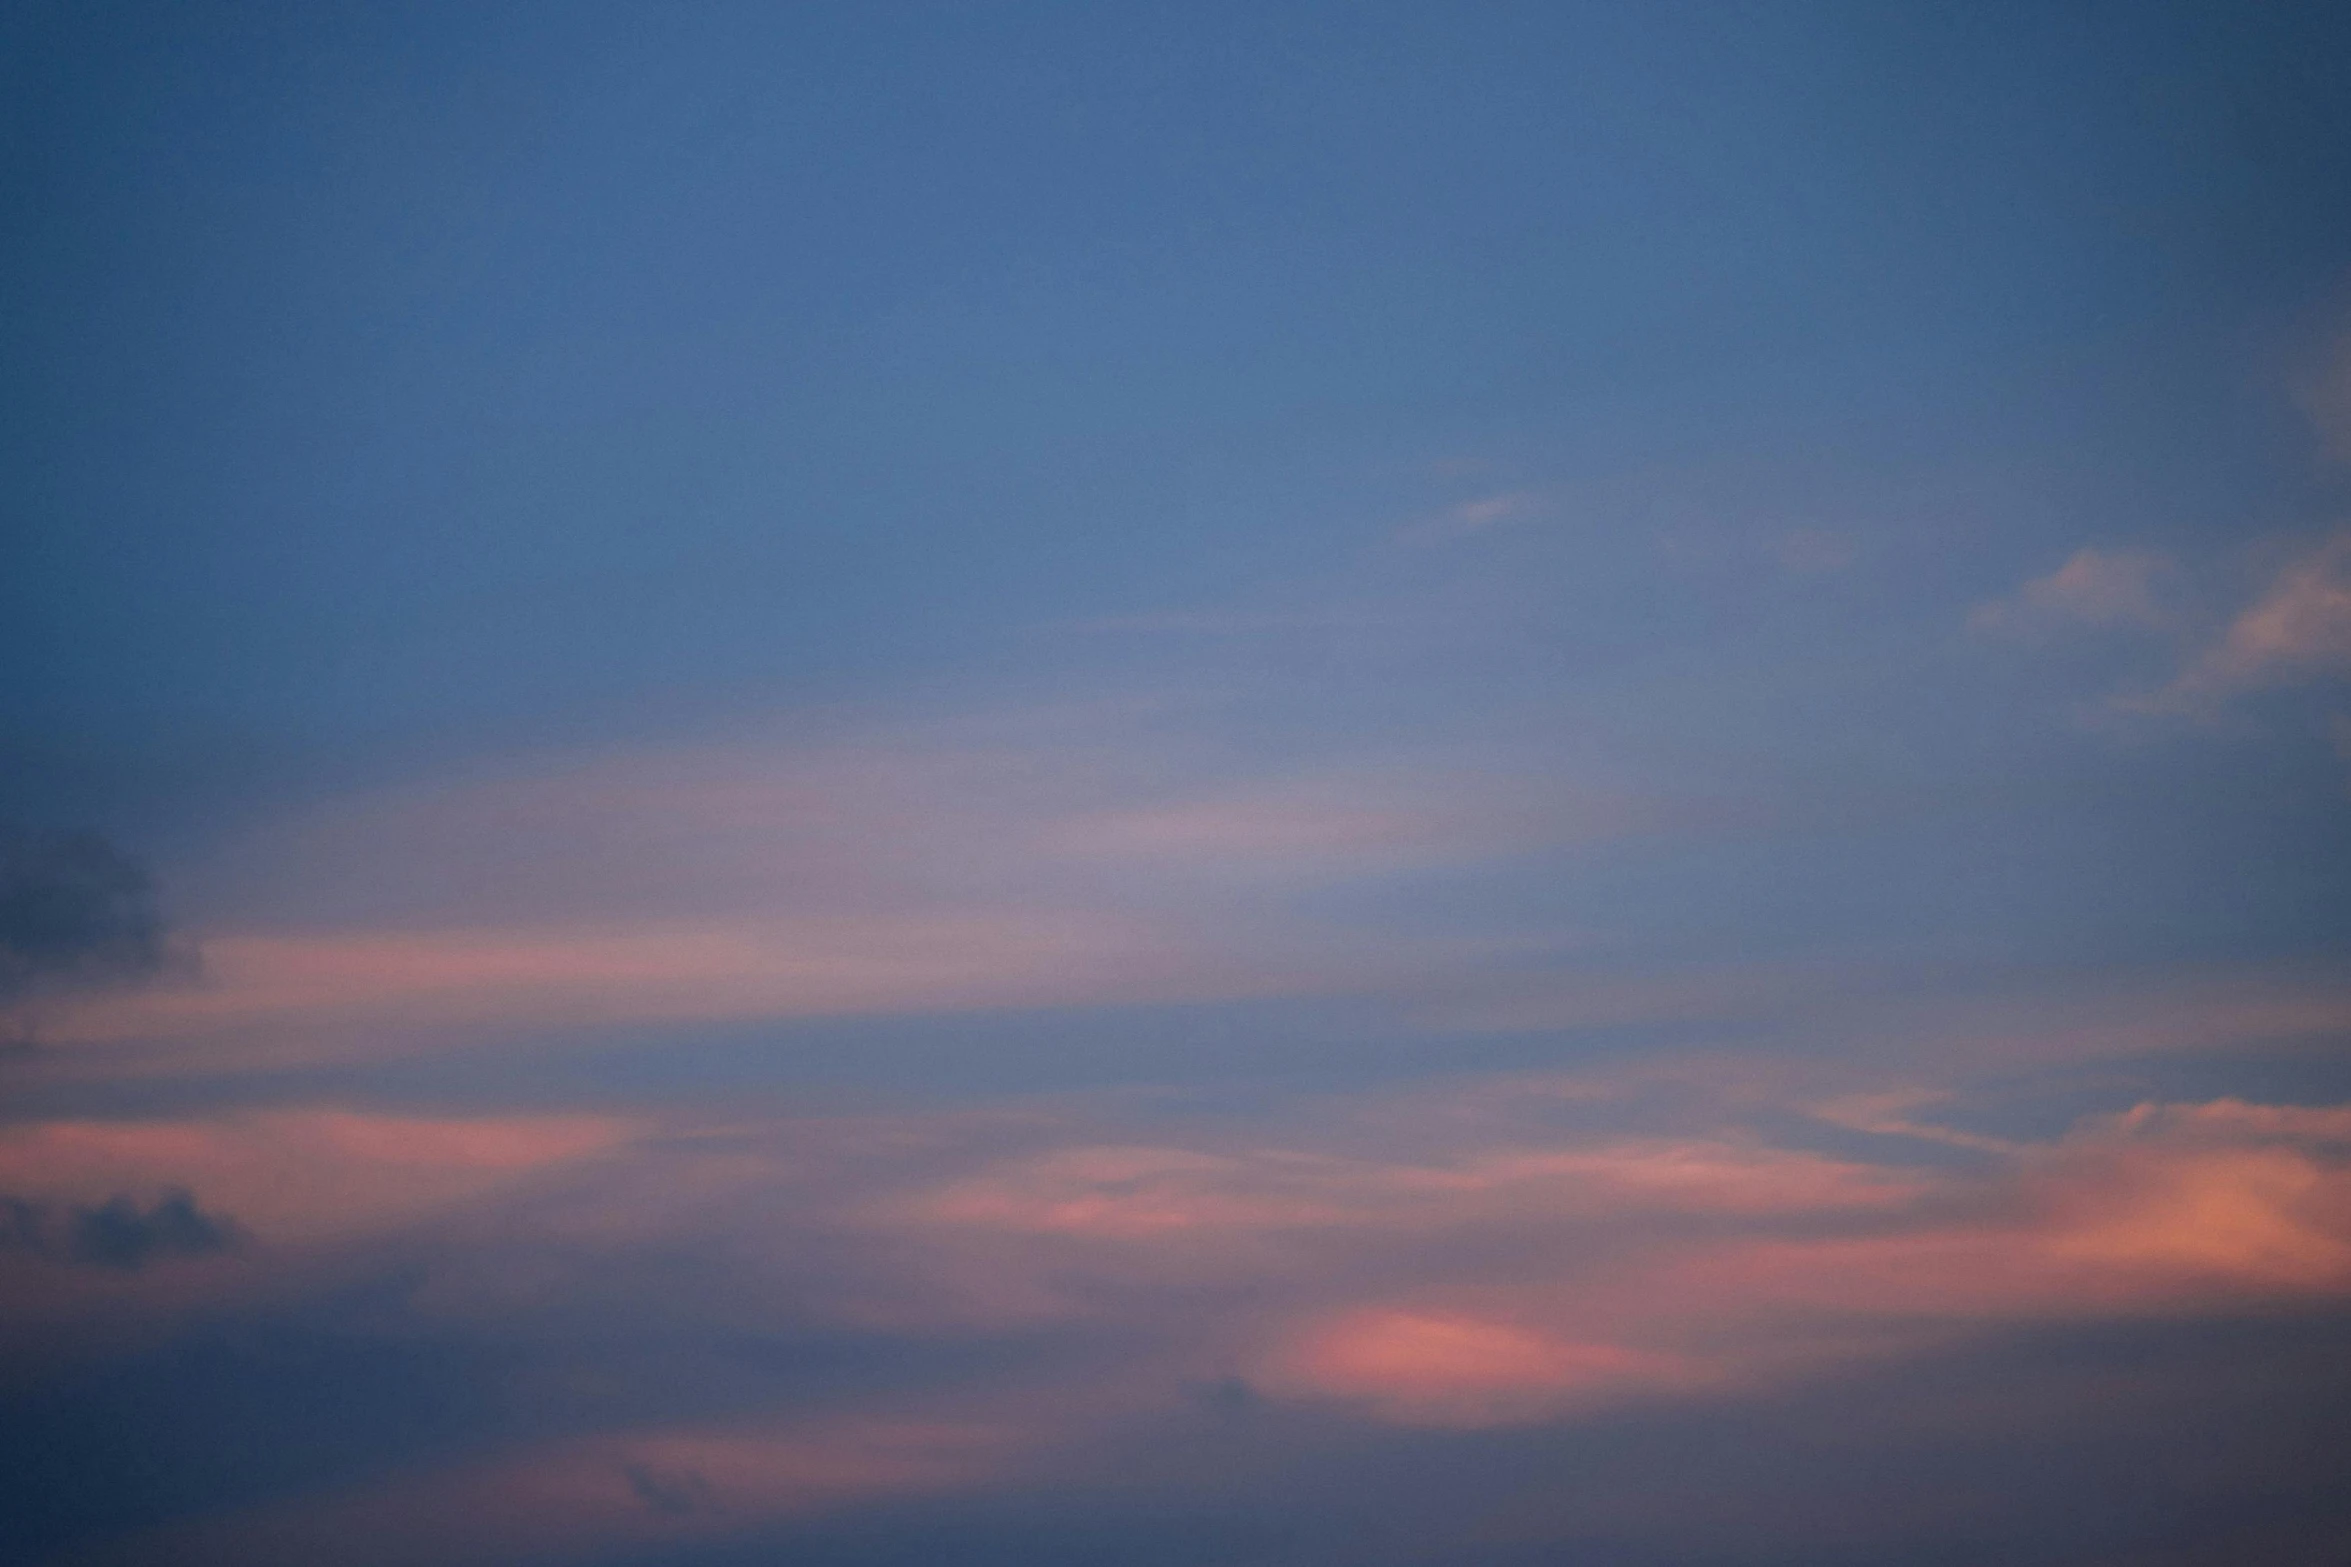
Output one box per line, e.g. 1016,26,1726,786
20,1070,2351,1562
0,1108,634,1254
1968,547,2176,638
48,912,1240,1056
1,828,180,1047
1391,490,1541,547
2163,531,2351,701
37,719,1669,1066
2296,322,2351,464
1981,534,2351,726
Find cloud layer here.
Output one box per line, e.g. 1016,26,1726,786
10,1056,2350,1565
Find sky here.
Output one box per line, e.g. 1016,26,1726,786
5,2,2351,1562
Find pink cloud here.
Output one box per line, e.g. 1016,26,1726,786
46,910,1225,1058
1969,546,2175,637
38,720,1673,1066
859,1085,2351,1428
0,1108,642,1356
905,1136,1918,1246
0,1109,634,1246
2171,531,2351,696
1256,1310,1707,1427
15,1072,2351,1556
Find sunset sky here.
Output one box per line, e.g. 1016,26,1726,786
6,4,2351,1564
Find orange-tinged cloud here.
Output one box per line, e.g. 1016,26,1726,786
876,1090,2351,1428
76,1078,2351,1558
17,1080,2351,1479
43,911,1242,1056
34,715,1682,1066
1042,774,1615,876
907,1136,1920,1245
2040,1147,2348,1281
2191,532,2351,689
2128,531,2351,711
1259,1310,1706,1426
0,1108,644,1353
1970,547,2175,636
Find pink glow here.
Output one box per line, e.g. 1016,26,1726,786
1969,547,2174,635
34,723,1681,1066
1259,1310,1706,1426
13,1083,2350,1463
43,910,1229,1054
2199,532,2351,686
0,1109,637,1242
872,1090,2351,1427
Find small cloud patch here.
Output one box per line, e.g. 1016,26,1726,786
2173,533,2351,697
623,1461,716,1517
1969,548,2175,638
1394,491,1539,546
1,826,181,1046
0,1188,242,1270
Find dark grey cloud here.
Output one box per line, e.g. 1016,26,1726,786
0,828,164,992
0,825,164,991
0,1188,240,1270
0,824,178,1047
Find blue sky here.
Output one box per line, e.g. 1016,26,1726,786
6,4,2351,1564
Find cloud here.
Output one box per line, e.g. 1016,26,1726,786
46,912,1246,1056
1968,547,2176,638
0,1188,242,1270
34,722,1663,1066
878,1087,2351,1427
1413,958,2351,1088
1392,491,1540,546
2166,531,2351,699
0,1108,646,1362
621,1458,714,1516
2296,323,2351,463
1973,534,2351,724
11,1068,2351,1563
1,827,175,1044
0,1109,635,1259
1259,1310,1705,1428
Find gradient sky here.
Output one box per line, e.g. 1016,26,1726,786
7,4,2351,1564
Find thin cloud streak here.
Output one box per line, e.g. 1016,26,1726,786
1969,547,2177,637
37,720,1671,1066
2170,531,2351,699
